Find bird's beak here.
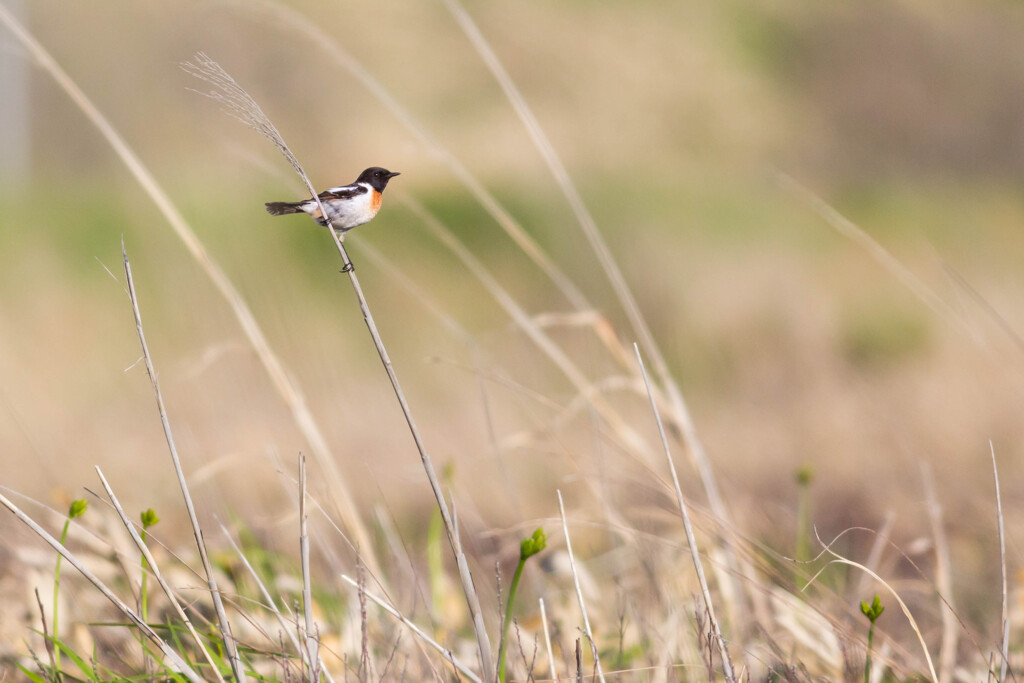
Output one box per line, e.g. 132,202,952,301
387,171,401,178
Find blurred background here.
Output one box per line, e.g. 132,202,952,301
2,0,1024,661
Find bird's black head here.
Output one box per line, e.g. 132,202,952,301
357,167,400,192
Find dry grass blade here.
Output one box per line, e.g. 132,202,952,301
991,443,1009,682
441,0,662,372
298,454,319,683
339,574,483,683
942,263,1024,356
0,491,203,683
855,511,897,600
122,241,247,683
539,598,559,683
332,237,496,679
556,490,606,683
634,344,736,683
0,5,376,579
182,54,494,680
94,466,227,682
778,173,968,334
921,463,957,683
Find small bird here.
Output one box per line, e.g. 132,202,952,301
265,167,400,236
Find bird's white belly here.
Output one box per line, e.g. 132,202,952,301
326,192,376,231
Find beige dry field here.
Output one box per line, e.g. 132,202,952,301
2,1,1024,681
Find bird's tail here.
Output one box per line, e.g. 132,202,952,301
265,201,304,216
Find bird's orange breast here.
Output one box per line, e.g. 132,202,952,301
370,189,383,212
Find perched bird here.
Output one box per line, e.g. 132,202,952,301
265,167,400,236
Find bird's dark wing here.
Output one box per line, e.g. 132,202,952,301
318,184,368,201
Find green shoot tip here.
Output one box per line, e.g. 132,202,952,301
520,528,547,560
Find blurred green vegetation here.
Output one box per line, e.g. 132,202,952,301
841,303,931,368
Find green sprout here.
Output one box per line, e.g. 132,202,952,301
860,594,885,683
140,508,160,622
497,527,546,683
53,499,87,675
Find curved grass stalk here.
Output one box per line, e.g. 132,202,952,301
557,491,606,683
123,244,245,683
183,54,494,682
805,535,938,682
635,344,735,683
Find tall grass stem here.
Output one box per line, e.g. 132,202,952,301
922,463,956,683
634,344,735,683
298,454,319,683
991,443,1009,682
556,490,606,683
122,241,246,683
539,598,559,683
182,54,495,681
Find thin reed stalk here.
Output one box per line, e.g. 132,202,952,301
634,344,735,683
556,490,606,683
854,511,896,601
183,54,494,682
539,597,559,683
122,242,247,683
94,467,226,682
298,454,319,683
778,174,969,334
922,463,957,683
0,491,203,683
991,443,1009,683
